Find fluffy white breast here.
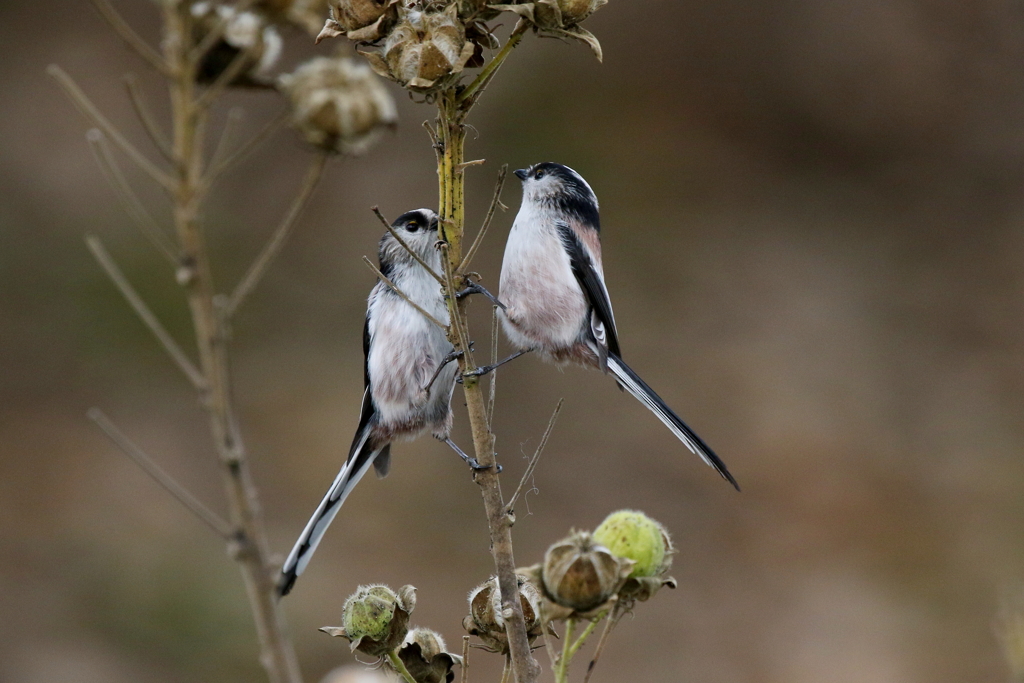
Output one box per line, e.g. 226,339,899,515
498,202,589,352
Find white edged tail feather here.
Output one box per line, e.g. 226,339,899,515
278,432,382,596
606,354,739,490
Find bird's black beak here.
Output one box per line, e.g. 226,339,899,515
513,168,528,181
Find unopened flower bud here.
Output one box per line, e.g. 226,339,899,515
541,530,629,612
190,2,282,85
360,4,475,92
593,510,671,578
321,584,416,658
278,56,397,154
395,628,462,683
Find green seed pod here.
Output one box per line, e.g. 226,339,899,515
541,530,628,612
330,584,416,658
593,510,670,578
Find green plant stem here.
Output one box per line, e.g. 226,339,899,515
568,612,607,659
162,5,301,683
556,618,577,683
458,20,529,105
387,651,418,683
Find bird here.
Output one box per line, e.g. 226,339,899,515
278,208,479,596
493,162,739,490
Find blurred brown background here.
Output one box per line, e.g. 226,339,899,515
4,0,1024,681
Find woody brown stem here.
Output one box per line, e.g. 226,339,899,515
162,5,301,683
436,79,540,682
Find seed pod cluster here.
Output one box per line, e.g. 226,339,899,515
314,0,612,93
190,2,283,85
278,56,398,154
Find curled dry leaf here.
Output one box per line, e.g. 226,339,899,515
395,628,463,683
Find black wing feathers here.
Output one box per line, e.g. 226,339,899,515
556,222,620,358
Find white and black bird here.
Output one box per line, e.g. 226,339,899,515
493,162,739,489
278,208,478,596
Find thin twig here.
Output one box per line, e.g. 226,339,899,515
88,408,232,537
454,158,486,173
372,207,445,284
124,74,173,162
457,19,529,105
207,109,288,183
568,612,607,658
226,151,330,316
90,0,171,76
439,242,474,368
86,234,207,391
581,604,624,683
363,257,447,330
48,65,175,191
538,603,560,672
487,306,499,425
499,656,512,683
210,107,245,171
86,130,179,266
459,636,470,683
459,164,507,273
506,399,563,513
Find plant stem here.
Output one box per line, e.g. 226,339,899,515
435,85,540,682
568,612,606,659
386,651,418,683
555,618,576,683
162,5,301,683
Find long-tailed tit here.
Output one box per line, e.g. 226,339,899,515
278,208,479,596
494,162,739,489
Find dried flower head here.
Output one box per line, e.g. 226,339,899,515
462,575,543,653
316,0,402,43
593,509,672,578
394,628,462,683
278,56,398,154
491,0,608,60
541,530,632,613
320,584,416,658
191,2,283,85
359,3,476,92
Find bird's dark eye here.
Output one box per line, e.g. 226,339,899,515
406,221,420,232
534,170,545,180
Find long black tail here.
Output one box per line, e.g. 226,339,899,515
277,433,382,596
607,354,739,490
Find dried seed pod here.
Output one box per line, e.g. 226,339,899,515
321,584,416,658
541,530,630,612
317,0,401,43
593,510,671,578
278,56,397,154
190,2,283,85
359,3,476,92
489,0,608,60
463,575,543,653
394,628,462,683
